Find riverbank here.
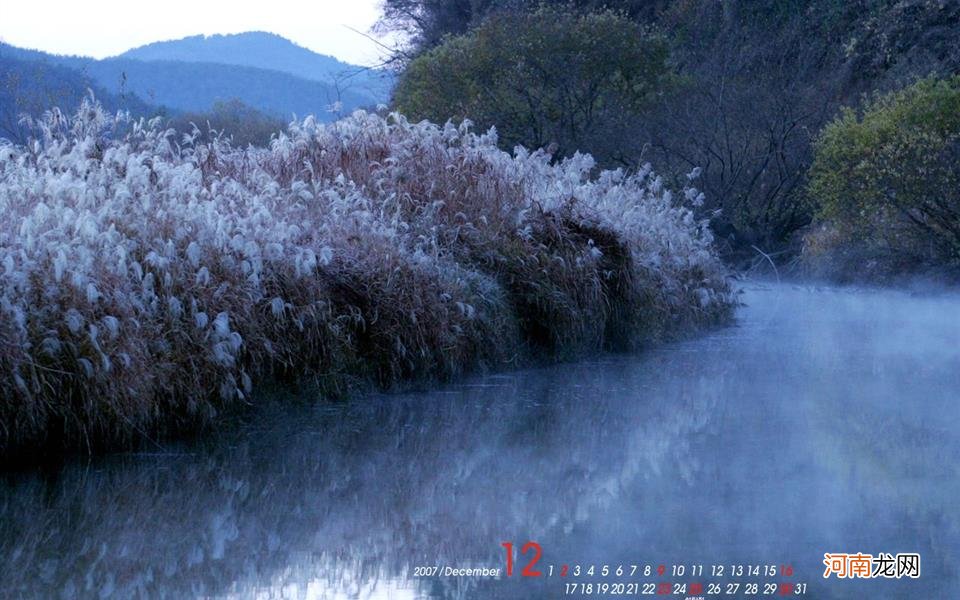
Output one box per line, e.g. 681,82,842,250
0,100,735,462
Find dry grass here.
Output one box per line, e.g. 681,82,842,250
0,100,734,458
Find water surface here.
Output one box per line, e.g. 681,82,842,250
1,282,958,598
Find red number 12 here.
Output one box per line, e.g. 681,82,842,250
502,541,542,577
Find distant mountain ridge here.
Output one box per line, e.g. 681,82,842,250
0,47,154,143
0,32,392,138
73,57,376,120
120,32,392,105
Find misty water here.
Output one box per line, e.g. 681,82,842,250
1,282,958,599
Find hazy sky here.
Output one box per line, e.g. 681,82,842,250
0,0,392,65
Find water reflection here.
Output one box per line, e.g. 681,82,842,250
1,283,958,598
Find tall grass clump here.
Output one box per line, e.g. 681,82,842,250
0,97,734,458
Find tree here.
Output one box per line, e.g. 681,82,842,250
377,0,671,58
392,6,671,165
377,0,492,56
806,76,960,273
167,99,285,147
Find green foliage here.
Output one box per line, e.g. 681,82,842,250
392,6,671,164
807,76,960,273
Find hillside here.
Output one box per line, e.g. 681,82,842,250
120,32,393,102
642,0,960,258
71,58,377,120
0,48,155,143
0,36,390,126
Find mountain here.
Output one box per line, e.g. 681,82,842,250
70,58,377,121
120,32,392,106
0,47,156,143
0,34,392,127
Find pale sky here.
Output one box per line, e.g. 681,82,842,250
0,0,392,66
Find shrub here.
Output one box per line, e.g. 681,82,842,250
392,6,672,167
167,99,286,148
0,98,733,458
805,76,960,278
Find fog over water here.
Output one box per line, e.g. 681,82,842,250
1,282,957,598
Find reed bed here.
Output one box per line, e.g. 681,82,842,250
0,98,734,457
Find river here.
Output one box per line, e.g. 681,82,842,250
1,282,957,599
